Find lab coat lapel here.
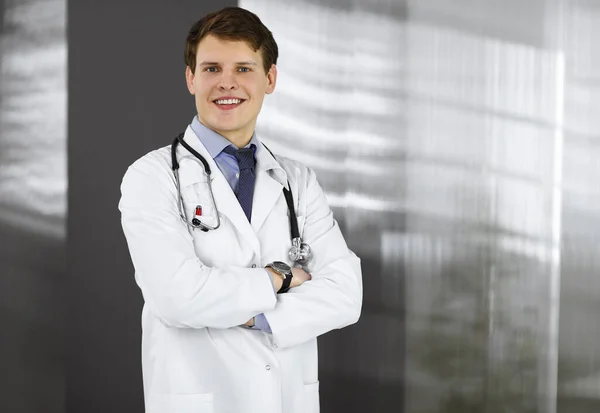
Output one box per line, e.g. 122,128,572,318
251,143,288,233
178,127,259,253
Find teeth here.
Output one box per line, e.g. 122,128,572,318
215,99,242,105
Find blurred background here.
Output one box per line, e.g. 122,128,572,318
0,0,66,412
2,0,600,412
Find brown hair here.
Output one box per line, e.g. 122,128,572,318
185,7,278,74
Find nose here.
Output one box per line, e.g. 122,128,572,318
218,71,238,91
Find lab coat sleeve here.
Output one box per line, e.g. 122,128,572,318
263,167,363,348
118,158,276,329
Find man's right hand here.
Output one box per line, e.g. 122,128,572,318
266,266,312,292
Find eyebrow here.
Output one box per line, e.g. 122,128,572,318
198,61,258,66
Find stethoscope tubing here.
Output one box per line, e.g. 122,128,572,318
171,134,300,240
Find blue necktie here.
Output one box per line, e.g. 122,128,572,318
223,145,256,222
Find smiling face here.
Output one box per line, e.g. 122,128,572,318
185,34,277,147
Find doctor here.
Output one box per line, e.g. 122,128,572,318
119,6,362,413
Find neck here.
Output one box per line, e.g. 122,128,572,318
197,119,256,149
220,131,253,148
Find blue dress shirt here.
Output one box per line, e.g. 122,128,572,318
190,117,273,333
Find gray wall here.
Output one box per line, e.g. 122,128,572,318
66,1,234,412
0,0,66,412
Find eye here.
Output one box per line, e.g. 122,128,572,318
205,66,219,73
238,67,250,73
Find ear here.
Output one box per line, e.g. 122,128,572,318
265,64,277,95
185,66,196,95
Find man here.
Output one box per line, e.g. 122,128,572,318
119,7,362,413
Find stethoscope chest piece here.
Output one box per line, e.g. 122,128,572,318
289,237,312,266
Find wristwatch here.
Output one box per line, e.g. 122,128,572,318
266,261,293,293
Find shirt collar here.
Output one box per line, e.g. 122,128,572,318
190,116,260,159
189,117,288,186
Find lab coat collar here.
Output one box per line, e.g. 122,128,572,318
251,141,289,235
253,140,289,187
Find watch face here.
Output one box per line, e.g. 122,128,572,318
271,261,291,274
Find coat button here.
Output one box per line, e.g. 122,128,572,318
273,343,278,349
265,365,271,371
252,264,257,268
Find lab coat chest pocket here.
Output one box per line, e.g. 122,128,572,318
146,393,214,413
180,181,219,229
303,382,320,413
180,182,249,266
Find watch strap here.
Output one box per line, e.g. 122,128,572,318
279,272,292,294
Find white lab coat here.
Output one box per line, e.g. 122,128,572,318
118,126,362,413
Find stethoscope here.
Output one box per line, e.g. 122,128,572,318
171,133,312,266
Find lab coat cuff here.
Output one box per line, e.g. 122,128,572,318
264,269,277,296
